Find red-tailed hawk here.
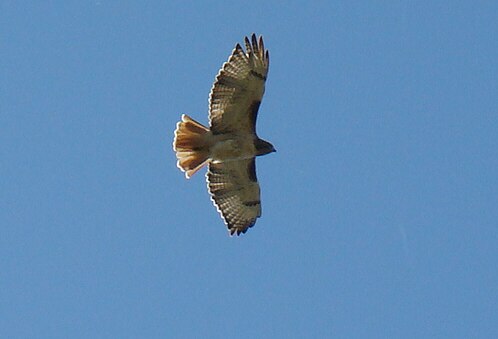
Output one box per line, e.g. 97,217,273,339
173,34,275,236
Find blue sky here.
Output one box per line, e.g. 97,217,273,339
2,1,497,338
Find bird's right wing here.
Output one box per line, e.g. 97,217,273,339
208,34,269,135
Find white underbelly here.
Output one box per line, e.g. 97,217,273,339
210,137,256,162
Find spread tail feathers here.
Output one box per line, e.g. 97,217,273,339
173,114,210,178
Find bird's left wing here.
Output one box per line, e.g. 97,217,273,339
206,158,262,235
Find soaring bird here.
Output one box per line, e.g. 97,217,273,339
173,34,275,236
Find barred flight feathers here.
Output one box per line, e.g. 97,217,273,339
209,33,269,135
207,159,261,235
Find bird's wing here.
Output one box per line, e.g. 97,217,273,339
208,34,269,135
206,158,262,235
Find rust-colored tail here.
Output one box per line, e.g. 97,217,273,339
173,114,210,178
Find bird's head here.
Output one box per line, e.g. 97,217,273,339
255,138,276,156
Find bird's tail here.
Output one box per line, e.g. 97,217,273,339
173,114,210,178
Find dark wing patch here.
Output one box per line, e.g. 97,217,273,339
250,70,266,81
243,200,261,207
208,34,269,135
247,158,257,182
206,158,262,235
248,100,261,133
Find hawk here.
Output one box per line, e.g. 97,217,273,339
173,34,275,236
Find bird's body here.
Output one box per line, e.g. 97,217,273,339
173,34,274,236
210,135,257,162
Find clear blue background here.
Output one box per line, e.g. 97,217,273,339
2,1,497,338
